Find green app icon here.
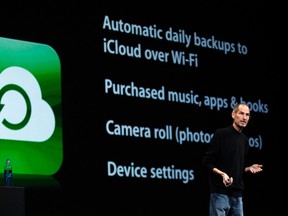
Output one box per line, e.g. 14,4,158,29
0,37,62,175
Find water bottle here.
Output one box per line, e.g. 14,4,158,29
4,159,12,186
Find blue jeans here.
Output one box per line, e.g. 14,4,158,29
209,193,243,216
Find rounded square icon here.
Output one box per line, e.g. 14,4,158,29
0,37,62,175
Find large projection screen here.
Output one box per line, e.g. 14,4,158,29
0,3,283,216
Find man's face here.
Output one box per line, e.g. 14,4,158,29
232,105,251,128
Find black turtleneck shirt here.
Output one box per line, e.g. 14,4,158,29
203,125,249,197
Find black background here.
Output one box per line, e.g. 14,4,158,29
1,2,284,216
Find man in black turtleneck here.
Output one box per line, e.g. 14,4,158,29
203,103,263,216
